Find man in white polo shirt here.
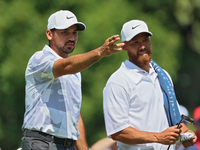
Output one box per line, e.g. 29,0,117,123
21,10,124,150
103,20,197,150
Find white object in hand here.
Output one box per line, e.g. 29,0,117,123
175,132,195,144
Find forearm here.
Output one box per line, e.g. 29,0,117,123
75,114,88,150
111,126,181,145
64,48,102,73
111,126,158,145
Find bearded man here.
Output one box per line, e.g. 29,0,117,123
103,20,197,150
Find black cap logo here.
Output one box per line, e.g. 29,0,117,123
66,16,74,19
132,24,140,30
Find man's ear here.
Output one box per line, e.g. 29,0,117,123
46,29,53,41
121,41,127,51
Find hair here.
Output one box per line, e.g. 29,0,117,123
50,28,56,32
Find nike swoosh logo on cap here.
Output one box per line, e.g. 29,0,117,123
66,16,74,19
132,25,140,30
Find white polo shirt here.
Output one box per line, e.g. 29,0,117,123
22,45,82,140
103,60,175,150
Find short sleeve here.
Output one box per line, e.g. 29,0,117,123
26,51,59,80
103,82,131,136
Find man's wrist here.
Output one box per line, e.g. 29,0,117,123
184,129,190,133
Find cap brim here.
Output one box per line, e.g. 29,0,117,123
51,22,86,31
76,22,86,31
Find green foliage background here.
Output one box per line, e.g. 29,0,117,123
0,0,200,149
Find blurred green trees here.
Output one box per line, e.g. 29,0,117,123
0,0,200,149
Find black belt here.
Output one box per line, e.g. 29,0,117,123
23,129,75,147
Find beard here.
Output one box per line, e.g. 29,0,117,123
57,41,75,54
59,46,75,54
129,48,152,67
137,53,151,65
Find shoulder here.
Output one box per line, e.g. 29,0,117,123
28,49,59,69
29,45,60,63
107,64,129,84
31,50,56,62
106,62,142,88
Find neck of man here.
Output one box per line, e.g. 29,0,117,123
129,59,150,73
139,64,150,72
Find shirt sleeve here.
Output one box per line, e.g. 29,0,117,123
26,51,58,80
103,82,131,136
25,51,59,109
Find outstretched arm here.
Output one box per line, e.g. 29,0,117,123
53,35,124,78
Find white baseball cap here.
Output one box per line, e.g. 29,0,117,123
47,10,86,31
121,20,152,42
